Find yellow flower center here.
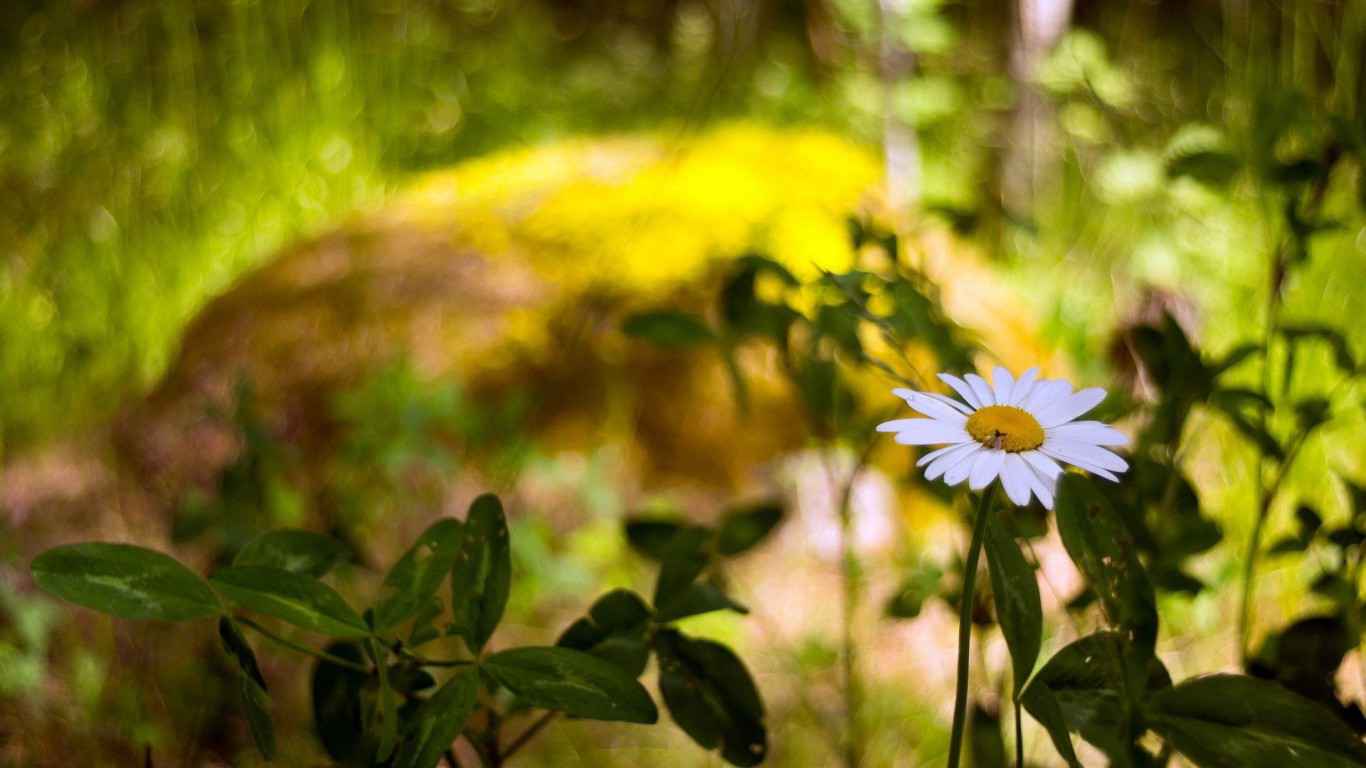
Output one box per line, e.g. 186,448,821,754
965,405,1044,452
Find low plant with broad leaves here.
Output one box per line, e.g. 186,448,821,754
30,493,785,767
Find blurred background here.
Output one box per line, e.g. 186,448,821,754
1,0,1365,765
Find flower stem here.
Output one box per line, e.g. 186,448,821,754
947,490,992,768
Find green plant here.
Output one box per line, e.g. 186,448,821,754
29,492,779,767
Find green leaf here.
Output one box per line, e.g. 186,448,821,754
884,561,943,620
234,529,348,578
482,646,658,724
654,581,748,623
984,515,1042,699
1280,324,1358,374
557,589,653,678
969,703,1008,768
240,673,276,761
1021,632,1169,766
1022,683,1084,768
1147,675,1366,768
372,639,398,761
715,502,785,557
373,519,464,630
219,617,267,691
652,526,712,610
311,642,370,763
394,668,480,768
622,311,716,347
623,516,708,561
1054,475,1158,654
655,629,767,767
31,543,220,621
448,494,510,654
210,566,369,638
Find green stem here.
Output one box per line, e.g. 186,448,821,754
947,491,992,768
235,616,370,673
397,647,476,668
1014,699,1024,768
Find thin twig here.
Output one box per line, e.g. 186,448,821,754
235,617,370,673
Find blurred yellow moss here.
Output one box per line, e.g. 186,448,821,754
399,125,880,293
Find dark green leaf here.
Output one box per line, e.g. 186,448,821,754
1249,616,1354,708
31,543,220,621
394,668,480,768
373,519,464,630
219,617,267,690
655,629,767,766
655,581,748,623
234,529,348,578
884,561,943,620
1021,632,1168,765
483,646,658,724
716,502,785,557
210,566,369,638
372,639,398,761
311,642,369,763
653,526,713,610
1210,400,1285,460
1167,149,1240,188
1147,674,1366,768
557,589,653,678
1054,475,1158,654
624,516,710,561
622,311,716,347
984,515,1042,699
449,494,510,654
1280,325,1358,374
1023,683,1084,768
240,673,276,761
970,703,1008,768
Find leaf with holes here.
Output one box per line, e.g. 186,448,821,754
655,629,767,767
984,515,1041,699
1055,475,1158,654
234,529,348,578
448,494,510,654
31,543,220,621
373,519,464,630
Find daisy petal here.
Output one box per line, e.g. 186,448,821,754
1035,387,1107,428
892,388,968,423
938,373,983,409
1024,463,1055,509
926,443,980,481
1008,367,1039,406
927,392,974,416
1047,421,1130,447
894,422,970,446
1020,379,1070,414
917,443,963,468
1000,454,1033,506
991,367,1016,405
942,446,982,486
1020,450,1064,480
965,373,996,407
969,449,1007,491
1044,439,1128,472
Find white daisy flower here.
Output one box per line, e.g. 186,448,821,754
876,367,1129,509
